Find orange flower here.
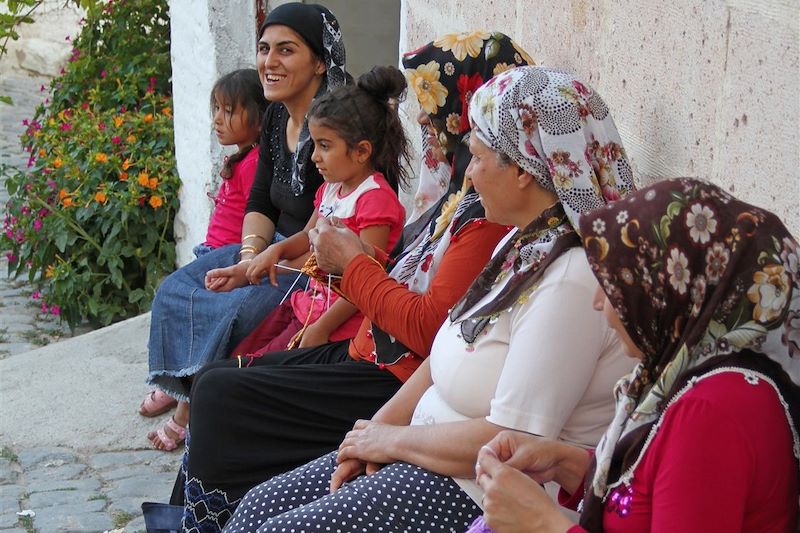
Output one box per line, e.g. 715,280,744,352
126,134,137,143
138,172,149,186
38,148,46,157
143,113,154,123
62,196,73,207
95,152,109,164
45,265,54,278
162,107,172,117
94,191,108,203
58,188,68,200
53,157,63,168
119,171,129,181
149,195,163,209
122,158,132,170
113,116,124,127
148,177,158,189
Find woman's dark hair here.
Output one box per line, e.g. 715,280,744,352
210,68,268,178
307,65,411,192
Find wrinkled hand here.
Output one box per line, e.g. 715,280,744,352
245,245,284,286
205,262,249,292
477,431,567,486
477,446,568,533
308,217,370,275
298,321,330,348
336,419,399,466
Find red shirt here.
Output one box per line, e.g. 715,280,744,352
343,219,510,382
567,371,799,532
204,148,259,248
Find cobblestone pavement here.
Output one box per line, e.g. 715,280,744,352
1,73,181,532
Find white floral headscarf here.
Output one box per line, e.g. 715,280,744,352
469,66,635,229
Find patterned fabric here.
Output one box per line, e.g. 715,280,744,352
403,31,532,162
263,4,347,196
397,31,533,294
579,178,800,528
469,66,635,225
370,32,535,361
406,128,452,223
452,66,635,324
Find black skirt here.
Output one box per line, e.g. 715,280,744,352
178,341,403,532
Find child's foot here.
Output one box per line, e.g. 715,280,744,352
139,389,178,417
147,416,186,451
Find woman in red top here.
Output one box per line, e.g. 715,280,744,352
473,178,800,532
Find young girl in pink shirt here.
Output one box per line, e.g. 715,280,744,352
195,68,268,255
139,68,266,430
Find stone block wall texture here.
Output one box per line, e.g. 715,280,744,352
399,0,800,235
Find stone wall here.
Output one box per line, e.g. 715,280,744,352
398,0,800,235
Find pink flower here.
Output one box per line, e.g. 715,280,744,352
60,67,66,75
41,302,48,313
50,304,61,316
46,180,56,190
5,253,16,262
98,122,106,131
60,123,72,131
100,69,107,79
22,119,29,126
40,84,46,92
32,291,40,300
21,206,30,215
38,208,49,218
112,136,121,145
33,219,42,231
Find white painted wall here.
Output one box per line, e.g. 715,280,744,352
399,0,800,236
169,0,257,265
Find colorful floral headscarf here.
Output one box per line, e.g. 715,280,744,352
402,31,532,168
451,66,635,323
396,32,534,284
579,178,800,529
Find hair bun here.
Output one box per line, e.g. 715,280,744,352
357,65,407,103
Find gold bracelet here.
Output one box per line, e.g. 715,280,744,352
238,257,253,264
239,245,257,256
242,234,268,246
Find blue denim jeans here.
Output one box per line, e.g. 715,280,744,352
147,237,302,400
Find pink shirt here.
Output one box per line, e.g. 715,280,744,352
290,173,405,341
204,148,259,248
568,371,799,533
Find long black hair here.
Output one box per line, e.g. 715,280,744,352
210,68,268,178
307,65,411,192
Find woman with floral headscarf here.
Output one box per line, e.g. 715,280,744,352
170,31,529,532
473,178,799,532
223,65,637,532
143,2,348,451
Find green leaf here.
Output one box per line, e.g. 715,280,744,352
0,95,13,105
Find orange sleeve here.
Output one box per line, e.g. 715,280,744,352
342,220,509,359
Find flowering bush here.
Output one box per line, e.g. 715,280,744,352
1,0,178,328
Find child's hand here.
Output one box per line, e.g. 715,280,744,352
246,244,283,286
205,262,249,292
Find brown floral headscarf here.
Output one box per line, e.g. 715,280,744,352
579,178,800,530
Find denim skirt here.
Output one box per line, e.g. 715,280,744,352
146,242,304,400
